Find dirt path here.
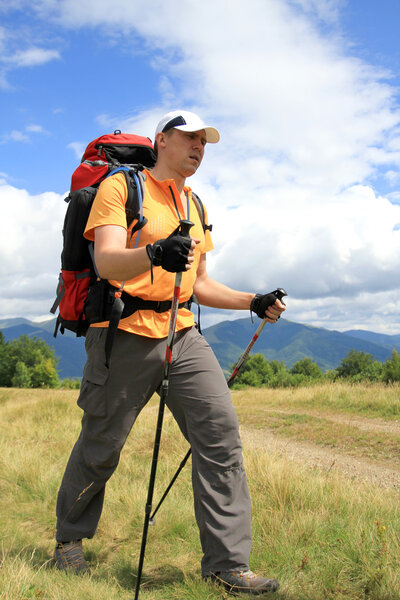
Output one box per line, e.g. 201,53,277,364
240,418,400,490
264,407,400,436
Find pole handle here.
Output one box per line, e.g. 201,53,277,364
179,219,194,238
272,288,288,304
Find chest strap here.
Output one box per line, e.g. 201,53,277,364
117,292,191,318
85,283,191,367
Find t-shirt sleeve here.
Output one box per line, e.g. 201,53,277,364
84,172,128,241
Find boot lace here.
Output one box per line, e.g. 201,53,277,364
237,570,256,580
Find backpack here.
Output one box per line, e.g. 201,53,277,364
50,130,211,365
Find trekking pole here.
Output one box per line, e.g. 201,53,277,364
227,288,287,386
148,287,287,525
134,220,194,600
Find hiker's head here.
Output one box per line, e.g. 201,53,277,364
153,110,220,177
155,111,220,145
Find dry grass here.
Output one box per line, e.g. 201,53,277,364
232,382,400,419
1,385,400,599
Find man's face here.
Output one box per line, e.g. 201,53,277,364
161,128,207,177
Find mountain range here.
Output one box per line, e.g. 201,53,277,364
1,316,399,380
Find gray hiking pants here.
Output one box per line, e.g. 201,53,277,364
56,325,252,575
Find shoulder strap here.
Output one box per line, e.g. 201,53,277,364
106,166,148,247
106,169,211,236
192,192,213,232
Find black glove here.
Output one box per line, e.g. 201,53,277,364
146,227,192,281
250,292,281,320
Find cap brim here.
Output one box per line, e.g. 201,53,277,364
175,124,220,143
204,127,220,144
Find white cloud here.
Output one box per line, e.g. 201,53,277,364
7,47,60,68
0,181,66,319
26,124,47,134
0,19,61,88
1,123,49,144
207,184,400,297
6,130,30,143
67,141,85,160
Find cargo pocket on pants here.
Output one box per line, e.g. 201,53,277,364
77,328,109,417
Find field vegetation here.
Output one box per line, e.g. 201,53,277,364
231,351,400,388
1,384,400,599
2,333,400,391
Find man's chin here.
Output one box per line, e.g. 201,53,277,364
182,165,199,177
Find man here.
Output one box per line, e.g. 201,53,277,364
54,110,285,596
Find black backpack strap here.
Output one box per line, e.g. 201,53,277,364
106,165,148,236
50,273,65,315
123,168,148,232
88,243,101,278
192,192,212,233
85,281,191,367
105,292,125,368
188,294,202,334
117,291,191,317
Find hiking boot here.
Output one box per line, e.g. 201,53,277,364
54,540,90,574
206,569,279,595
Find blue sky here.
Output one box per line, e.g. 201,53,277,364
341,0,400,74
1,0,400,333
0,25,161,194
339,0,400,198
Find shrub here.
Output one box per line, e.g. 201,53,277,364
382,349,400,383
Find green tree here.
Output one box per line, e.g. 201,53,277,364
290,358,323,379
382,349,400,383
269,359,292,387
60,378,81,389
8,335,56,369
0,332,13,386
335,350,382,382
11,361,31,388
2,335,60,388
231,353,273,388
30,358,60,388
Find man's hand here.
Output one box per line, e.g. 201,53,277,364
185,237,200,270
146,233,199,273
250,292,286,323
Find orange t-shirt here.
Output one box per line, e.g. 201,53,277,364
84,169,213,338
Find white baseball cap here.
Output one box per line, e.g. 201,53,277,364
154,110,220,143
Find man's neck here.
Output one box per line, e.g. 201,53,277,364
150,164,186,194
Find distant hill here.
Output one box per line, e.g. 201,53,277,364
1,316,399,380
0,318,85,380
343,329,400,350
203,318,398,373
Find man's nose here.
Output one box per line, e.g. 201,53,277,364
193,137,203,151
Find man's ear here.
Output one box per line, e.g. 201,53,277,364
156,131,168,149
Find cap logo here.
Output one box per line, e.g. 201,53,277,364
162,115,187,133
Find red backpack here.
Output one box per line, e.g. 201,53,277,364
50,130,156,338
70,130,155,192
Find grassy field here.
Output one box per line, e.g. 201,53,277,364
0,384,400,599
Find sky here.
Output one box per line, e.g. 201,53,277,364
1,0,400,333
